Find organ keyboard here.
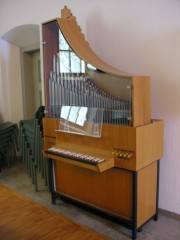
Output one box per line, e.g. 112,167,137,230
42,6,164,240
45,147,105,165
43,142,114,172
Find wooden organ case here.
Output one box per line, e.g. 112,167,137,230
42,6,164,240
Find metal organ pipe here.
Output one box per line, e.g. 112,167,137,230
47,54,132,126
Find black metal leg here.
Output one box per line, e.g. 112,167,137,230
153,213,158,221
132,172,137,240
51,192,57,204
132,229,137,240
154,160,160,222
48,158,56,204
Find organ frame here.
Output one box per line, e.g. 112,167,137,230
42,7,151,127
42,6,164,240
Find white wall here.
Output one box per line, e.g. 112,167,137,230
0,0,180,214
0,39,23,124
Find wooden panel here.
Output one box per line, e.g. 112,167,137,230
57,16,129,77
132,76,151,127
44,137,56,149
43,118,59,138
43,118,59,149
44,118,163,171
114,155,136,171
54,161,133,220
56,124,116,152
56,123,136,153
136,120,164,170
113,125,137,170
137,162,158,227
113,120,163,171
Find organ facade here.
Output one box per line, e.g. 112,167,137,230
42,6,164,240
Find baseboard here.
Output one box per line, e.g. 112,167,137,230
159,208,180,221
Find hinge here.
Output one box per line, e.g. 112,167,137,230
41,40,46,45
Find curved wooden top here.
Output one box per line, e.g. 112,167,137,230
57,6,130,77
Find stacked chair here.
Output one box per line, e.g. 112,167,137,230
19,106,49,191
0,122,19,171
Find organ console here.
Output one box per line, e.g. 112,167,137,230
42,6,164,240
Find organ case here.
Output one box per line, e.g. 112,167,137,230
42,7,151,127
42,6,164,240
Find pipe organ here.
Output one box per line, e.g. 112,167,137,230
42,6,164,240
48,68,132,126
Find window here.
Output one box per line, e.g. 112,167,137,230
59,31,85,73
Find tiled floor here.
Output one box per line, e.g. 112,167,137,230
0,159,180,240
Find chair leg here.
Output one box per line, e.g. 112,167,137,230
27,149,32,177
22,135,26,163
32,161,38,192
24,142,29,171
5,147,11,167
44,157,50,191
19,126,23,154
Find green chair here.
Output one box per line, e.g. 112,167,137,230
18,106,45,191
0,122,18,170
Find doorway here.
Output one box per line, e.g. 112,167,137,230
22,48,42,119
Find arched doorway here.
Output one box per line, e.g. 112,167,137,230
1,24,42,119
